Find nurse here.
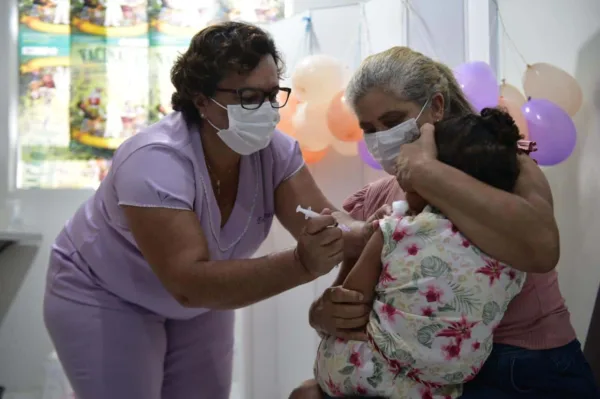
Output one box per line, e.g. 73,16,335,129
43,22,372,399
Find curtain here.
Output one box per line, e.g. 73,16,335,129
16,0,284,189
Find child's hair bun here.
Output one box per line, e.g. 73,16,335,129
480,107,522,146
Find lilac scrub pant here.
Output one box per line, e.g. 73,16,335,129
44,250,234,399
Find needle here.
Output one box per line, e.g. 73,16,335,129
296,205,351,231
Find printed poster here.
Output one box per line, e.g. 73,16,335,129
18,0,95,189
16,0,117,189
69,0,150,155
225,0,284,24
148,0,227,123
146,0,285,123
16,0,284,189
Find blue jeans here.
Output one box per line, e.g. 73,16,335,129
460,339,599,398
322,340,600,398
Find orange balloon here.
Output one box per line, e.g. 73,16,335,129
523,63,583,117
498,97,529,140
292,102,333,151
301,147,328,164
499,82,527,107
326,91,363,142
277,92,299,136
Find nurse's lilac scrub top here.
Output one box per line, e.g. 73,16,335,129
51,112,304,319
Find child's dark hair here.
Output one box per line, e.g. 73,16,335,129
434,108,522,192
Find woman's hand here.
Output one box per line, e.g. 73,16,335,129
397,124,559,272
396,123,437,192
332,205,392,259
309,286,371,341
405,192,428,213
296,212,344,278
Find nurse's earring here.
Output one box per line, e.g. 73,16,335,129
194,96,210,119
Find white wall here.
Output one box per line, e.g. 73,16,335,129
497,0,600,344
290,0,370,15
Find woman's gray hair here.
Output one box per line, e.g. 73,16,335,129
346,46,474,118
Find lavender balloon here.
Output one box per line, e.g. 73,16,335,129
454,61,499,112
522,99,577,166
358,140,382,170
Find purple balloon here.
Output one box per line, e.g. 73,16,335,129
454,61,499,112
358,140,382,170
522,99,577,166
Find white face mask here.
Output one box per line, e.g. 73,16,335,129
204,99,281,155
364,99,430,175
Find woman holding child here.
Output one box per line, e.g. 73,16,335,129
297,47,600,398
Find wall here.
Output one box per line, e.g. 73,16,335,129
497,0,600,344
290,0,370,15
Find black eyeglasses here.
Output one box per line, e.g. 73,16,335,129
214,87,292,110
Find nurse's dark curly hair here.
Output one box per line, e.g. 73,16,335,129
170,21,284,124
435,107,523,192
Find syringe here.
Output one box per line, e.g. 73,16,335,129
296,205,351,231
296,205,321,219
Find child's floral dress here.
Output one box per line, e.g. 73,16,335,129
315,207,526,398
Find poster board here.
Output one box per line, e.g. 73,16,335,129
15,0,286,189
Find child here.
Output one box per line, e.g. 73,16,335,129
310,108,534,399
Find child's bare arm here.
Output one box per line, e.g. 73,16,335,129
342,228,384,302
331,256,358,286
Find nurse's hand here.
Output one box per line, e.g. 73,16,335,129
332,204,393,259
309,286,370,341
296,211,344,277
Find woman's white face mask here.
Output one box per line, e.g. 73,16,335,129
204,98,280,156
363,99,430,175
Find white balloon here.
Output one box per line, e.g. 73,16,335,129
291,55,345,105
523,62,583,117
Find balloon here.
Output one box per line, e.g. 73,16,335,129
301,147,328,164
499,82,527,107
357,140,382,170
331,138,358,156
523,63,583,117
292,102,333,151
277,92,300,136
291,55,345,104
521,99,577,166
326,90,363,142
498,96,529,140
454,61,499,112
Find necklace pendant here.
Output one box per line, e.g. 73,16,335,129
216,180,221,197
